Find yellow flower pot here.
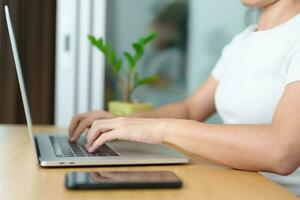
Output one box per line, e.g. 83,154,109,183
108,101,153,116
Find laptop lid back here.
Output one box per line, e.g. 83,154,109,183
4,5,39,164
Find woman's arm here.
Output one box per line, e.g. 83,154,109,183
162,80,300,175
86,80,300,175
131,76,218,121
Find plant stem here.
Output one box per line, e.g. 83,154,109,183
117,78,127,102
127,71,132,102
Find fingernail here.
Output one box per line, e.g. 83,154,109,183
70,137,75,142
88,147,93,152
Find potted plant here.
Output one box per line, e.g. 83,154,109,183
88,32,159,115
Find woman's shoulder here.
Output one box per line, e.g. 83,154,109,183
221,25,255,52
232,25,256,41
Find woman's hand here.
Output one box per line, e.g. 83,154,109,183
69,110,116,142
86,117,167,152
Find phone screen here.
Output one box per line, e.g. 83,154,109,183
65,171,182,189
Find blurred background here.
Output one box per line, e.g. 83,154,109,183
0,0,249,127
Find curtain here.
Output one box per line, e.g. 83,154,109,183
0,0,56,124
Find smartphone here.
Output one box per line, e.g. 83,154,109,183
65,171,182,189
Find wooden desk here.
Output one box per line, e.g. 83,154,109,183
0,125,299,200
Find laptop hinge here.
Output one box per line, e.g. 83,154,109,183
34,136,41,163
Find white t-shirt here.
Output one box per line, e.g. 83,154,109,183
211,14,300,195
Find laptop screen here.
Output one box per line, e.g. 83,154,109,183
4,5,39,164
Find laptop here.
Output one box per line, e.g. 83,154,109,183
4,5,188,167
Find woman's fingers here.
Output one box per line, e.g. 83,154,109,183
70,116,96,142
68,113,87,137
88,131,119,152
86,119,118,147
86,128,112,148
86,118,123,151
86,128,103,148
69,110,116,141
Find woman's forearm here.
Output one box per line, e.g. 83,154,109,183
129,101,190,119
130,77,218,121
162,119,298,175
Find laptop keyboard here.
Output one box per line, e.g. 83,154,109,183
49,136,119,157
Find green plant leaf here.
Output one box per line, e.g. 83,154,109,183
88,35,100,49
136,75,159,87
133,43,144,54
88,35,107,54
138,38,146,45
88,35,97,44
115,59,123,73
109,49,116,64
103,43,110,55
124,52,135,69
132,32,157,62
132,43,144,61
88,35,123,75
100,40,107,52
143,32,157,44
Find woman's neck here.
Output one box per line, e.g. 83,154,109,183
258,0,300,31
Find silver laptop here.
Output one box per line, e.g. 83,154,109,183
4,5,188,167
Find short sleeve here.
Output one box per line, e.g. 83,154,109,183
211,44,232,81
286,50,300,85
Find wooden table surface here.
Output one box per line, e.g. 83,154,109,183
0,125,299,200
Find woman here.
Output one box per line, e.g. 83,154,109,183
69,0,300,195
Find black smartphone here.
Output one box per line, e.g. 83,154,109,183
65,171,182,189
